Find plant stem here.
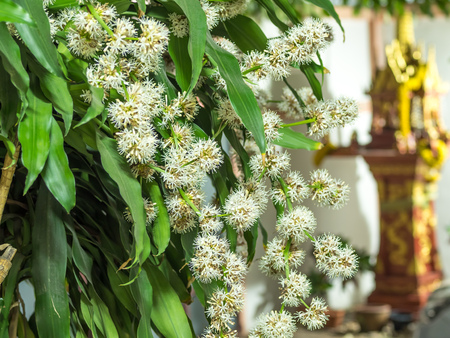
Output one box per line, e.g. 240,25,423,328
178,189,201,216
242,64,262,75
148,164,165,174
283,237,293,278
300,298,310,309
277,177,293,212
94,118,112,135
212,121,227,139
257,167,267,182
0,139,20,222
280,118,316,129
86,3,114,37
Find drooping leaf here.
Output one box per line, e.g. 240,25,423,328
172,0,207,93
0,66,20,138
0,253,25,335
74,86,105,128
89,287,120,338
273,0,300,25
147,181,170,256
14,0,63,77
224,128,251,179
130,269,154,338
274,128,322,150
96,131,150,265
0,22,29,102
66,220,93,284
28,58,73,135
224,15,267,53
0,0,35,25
244,221,259,264
145,264,193,337
205,34,266,155
106,263,138,317
168,36,191,92
305,0,345,36
41,118,76,212
32,184,70,337
254,0,289,32
18,87,53,193
300,64,323,100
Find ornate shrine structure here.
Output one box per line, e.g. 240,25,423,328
362,11,448,313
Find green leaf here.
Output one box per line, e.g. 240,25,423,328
96,131,150,265
168,36,191,92
224,129,251,179
147,181,170,256
224,15,267,53
205,34,266,155
18,87,53,193
0,253,25,335
74,86,105,128
172,0,207,93
273,0,299,25
300,64,323,100
41,118,76,212
254,0,289,32
106,263,138,317
136,0,146,13
66,221,93,283
0,23,29,101
0,65,20,138
274,128,322,150
89,287,119,338
145,264,193,338
13,0,63,77
32,184,70,338
154,67,177,101
244,221,258,264
131,269,154,338
28,58,73,135
305,0,345,36
0,0,35,25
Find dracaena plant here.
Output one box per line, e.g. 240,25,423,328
0,0,358,337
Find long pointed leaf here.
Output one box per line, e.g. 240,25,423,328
96,131,150,265
274,128,322,150
41,118,76,212
223,15,267,53
18,87,53,193
0,0,35,25
0,22,29,102
32,184,70,338
14,0,63,77
131,269,154,338
305,0,345,36
147,181,170,256
205,34,266,154
172,0,207,93
145,264,193,338
28,58,73,135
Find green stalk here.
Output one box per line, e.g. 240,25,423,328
178,189,201,216
212,121,227,139
242,64,262,75
86,3,114,37
148,164,166,174
280,118,316,129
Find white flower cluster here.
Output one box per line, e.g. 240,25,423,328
241,18,332,82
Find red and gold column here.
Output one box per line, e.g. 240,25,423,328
363,151,442,313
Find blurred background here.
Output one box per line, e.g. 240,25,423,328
242,3,450,337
